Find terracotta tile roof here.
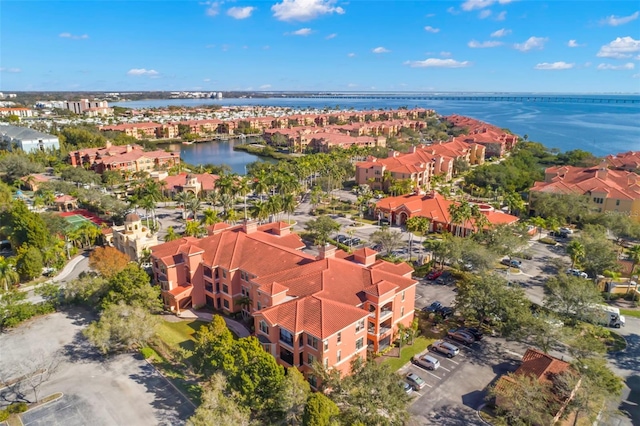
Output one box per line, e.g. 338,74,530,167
161,172,219,192
363,280,398,297
259,295,369,338
168,285,193,298
516,348,572,384
353,247,377,257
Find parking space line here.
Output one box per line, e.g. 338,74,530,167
443,358,459,365
426,371,441,380
439,366,451,372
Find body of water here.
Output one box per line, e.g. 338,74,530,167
114,95,640,157
160,140,276,175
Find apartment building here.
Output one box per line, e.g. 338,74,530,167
65,99,113,116
109,213,158,262
0,125,60,152
530,161,640,222
0,107,33,118
68,141,180,175
150,221,417,379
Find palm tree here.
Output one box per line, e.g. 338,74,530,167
566,240,585,269
164,226,179,242
628,245,640,277
138,195,157,229
252,170,269,201
529,216,547,240
266,196,282,222
184,220,204,237
185,197,202,222
281,194,296,223
76,222,101,248
250,200,269,223
234,296,253,320
201,208,220,226
0,256,19,292
174,191,196,220
235,176,251,220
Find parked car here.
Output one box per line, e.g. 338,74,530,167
461,327,484,341
335,235,348,244
350,237,361,246
447,329,475,345
405,372,427,390
438,307,454,319
559,227,574,234
501,258,522,268
371,243,383,251
567,268,589,279
413,354,441,370
430,340,460,358
399,380,413,395
426,269,443,280
423,301,443,313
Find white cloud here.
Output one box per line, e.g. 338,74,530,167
289,28,313,36
600,11,639,26
271,0,344,22
479,10,491,19
491,28,511,37
347,83,358,88
372,47,390,54
259,84,272,89
514,36,547,52
534,62,575,70
425,13,435,17
0,67,21,73
440,51,452,57
447,6,460,15
347,52,356,57
59,32,89,40
495,11,506,20
597,36,640,59
204,1,222,16
203,78,211,82
325,33,337,39
461,0,512,11
468,40,503,48
127,68,159,76
424,26,440,33
404,58,471,68
567,39,583,48
597,63,635,70
227,6,255,19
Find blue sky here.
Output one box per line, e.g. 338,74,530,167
1,0,639,93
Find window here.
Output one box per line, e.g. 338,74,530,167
307,335,319,350
324,358,329,368
356,337,364,350
222,269,227,278
355,319,365,332
616,200,620,206
280,329,294,346
337,332,342,344
223,299,229,309
222,284,229,294
401,307,405,316
593,197,604,204
307,353,315,365
241,286,249,296
337,350,341,362
257,302,262,310
402,291,405,301
259,320,269,335
323,341,329,352
309,375,318,389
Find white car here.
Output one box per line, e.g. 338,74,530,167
413,354,441,370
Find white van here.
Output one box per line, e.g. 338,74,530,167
413,354,441,370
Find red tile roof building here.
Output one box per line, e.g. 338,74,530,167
445,114,518,158
68,141,180,175
606,151,640,172
150,221,418,380
160,172,219,198
495,348,578,424
355,141,485,192
530,161,640,222
375,192,518,234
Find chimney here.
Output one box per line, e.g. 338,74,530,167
317,244,336,260
105,140,112,149
353,248,376,267
596,168,608,180
126,144,132,153
242,219,258,234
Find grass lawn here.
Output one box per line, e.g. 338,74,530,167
620,308,640,319
382,336,435,372
156,320,207,352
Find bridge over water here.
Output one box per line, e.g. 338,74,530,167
303,94,640,104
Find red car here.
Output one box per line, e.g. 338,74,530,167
426,270,443,280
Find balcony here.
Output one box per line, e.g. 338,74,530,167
279,331,294,348
204,283,213,293
379,326,392,335
379,309,393,321
368,326,376,334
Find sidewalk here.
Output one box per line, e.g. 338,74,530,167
178,309,251,338
19,252,89,293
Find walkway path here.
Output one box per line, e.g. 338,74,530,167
177,309,251,338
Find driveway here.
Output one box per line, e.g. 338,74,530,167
0,309,194,425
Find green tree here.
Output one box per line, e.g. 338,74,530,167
101,264,162,312
63,274,109,307
280,367,310,425
0,154,43,182
185,220,205,237
370,227,404,256
302,392,339,426
164,226,180,242
576,224,619,279
84,302,159,354
187,373,252,426
15,245,44,281
0,256,20,292
543,274,603,320
305,216,341,246
627,244,640,276
566,240,585,269
405,216,430,235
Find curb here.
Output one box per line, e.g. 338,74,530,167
476,403,493,425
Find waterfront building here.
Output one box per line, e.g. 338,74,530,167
160,172,219,198
375,191,519,233
65,99,113,116
530,161,640,222
445,115,518,158
606,151,640,172
0,124,60,152
150,221,417,379
68,141,180,175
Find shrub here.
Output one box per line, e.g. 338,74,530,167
140,347,155,359
0,410,8,421
7,402,28,414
